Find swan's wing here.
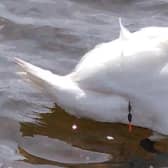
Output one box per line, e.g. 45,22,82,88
71,27,168,94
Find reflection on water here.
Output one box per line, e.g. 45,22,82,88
16,104,168,167
20,135,110,165
0,140,24,161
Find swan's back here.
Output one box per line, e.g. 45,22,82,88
70,26,168,94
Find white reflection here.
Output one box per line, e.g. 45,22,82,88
106,136,114,140
72,124,77,130
0,140,24,161
21,135,111,164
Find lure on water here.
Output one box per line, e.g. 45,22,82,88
128,101,132,133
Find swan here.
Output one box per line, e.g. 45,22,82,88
15,20,168,145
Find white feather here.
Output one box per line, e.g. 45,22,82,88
119,18,131,40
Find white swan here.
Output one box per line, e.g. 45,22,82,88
15,20,168,141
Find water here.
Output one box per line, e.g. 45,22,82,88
0,0,168,167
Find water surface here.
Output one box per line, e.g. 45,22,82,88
0,0,168,167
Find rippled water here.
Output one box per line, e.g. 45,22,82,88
1,0,168,167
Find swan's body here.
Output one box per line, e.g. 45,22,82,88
15,21,168,137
